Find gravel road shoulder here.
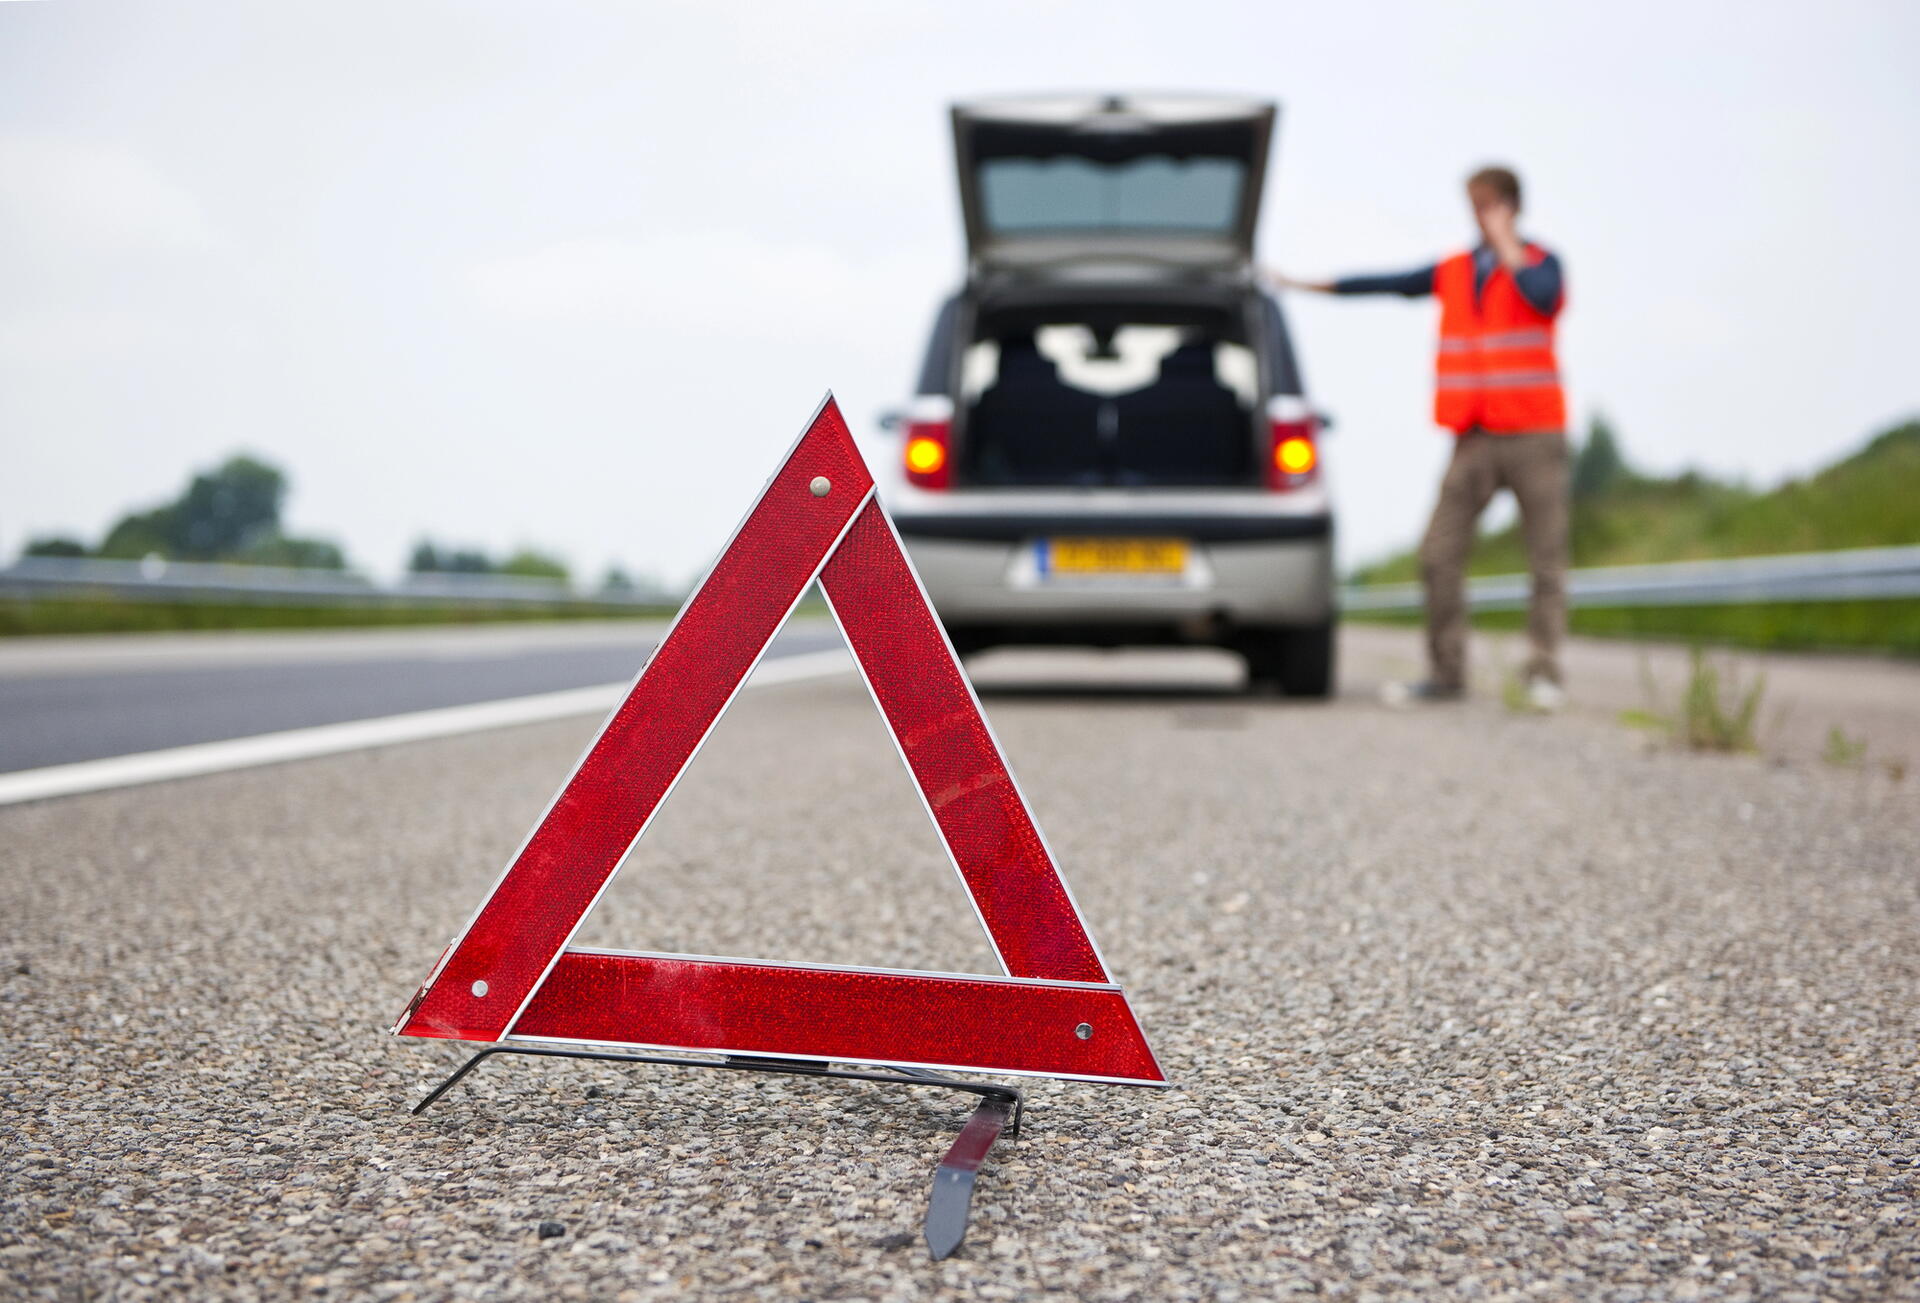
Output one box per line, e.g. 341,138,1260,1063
2,655,1915,1300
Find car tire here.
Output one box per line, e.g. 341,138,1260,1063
1241,622,1335,698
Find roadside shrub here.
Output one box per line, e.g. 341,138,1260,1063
1677,647,1765,752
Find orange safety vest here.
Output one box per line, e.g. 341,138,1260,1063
1433,244,1566,434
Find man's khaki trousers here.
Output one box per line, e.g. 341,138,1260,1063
1417,429,1570,690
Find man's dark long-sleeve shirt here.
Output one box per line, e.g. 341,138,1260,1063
1332,243,1563,316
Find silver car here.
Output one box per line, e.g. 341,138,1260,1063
880,93,1336,696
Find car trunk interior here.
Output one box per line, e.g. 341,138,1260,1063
955,298,1262,489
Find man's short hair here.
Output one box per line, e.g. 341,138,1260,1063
1466,165,1522,212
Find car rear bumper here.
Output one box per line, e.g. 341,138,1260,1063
896,519,1335,633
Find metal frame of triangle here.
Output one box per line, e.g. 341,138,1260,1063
393,396,1165,1087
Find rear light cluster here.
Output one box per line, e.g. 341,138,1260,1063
898,394,1315,492
900,397,954,490
1265,396,1320,491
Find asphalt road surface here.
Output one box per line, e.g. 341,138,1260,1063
2,627,1915,1300
0,622,842,773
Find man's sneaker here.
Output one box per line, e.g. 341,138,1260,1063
1380,679,1465,707
1524,676,1567,713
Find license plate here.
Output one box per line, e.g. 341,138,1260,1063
1042,537,1190,576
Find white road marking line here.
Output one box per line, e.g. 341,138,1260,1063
0,647,853,808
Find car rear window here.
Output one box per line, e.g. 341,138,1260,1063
978,157,1245,234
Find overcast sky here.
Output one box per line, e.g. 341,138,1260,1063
4,0,1915,583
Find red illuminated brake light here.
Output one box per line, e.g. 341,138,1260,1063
1265,398,1320,490
904,418,952,489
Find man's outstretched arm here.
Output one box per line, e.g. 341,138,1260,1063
1265,265,1436,296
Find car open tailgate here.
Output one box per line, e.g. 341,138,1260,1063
952,94,1276,275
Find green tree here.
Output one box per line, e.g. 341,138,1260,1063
498,548,570,583
99,454,284,560
173,456,285,557
410,540,494,573
230,535,347,569
95,453,346,568
1572,412,1633,501
96,507,180,560
22,536,87,559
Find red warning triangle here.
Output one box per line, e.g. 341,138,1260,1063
394,397,1165,1086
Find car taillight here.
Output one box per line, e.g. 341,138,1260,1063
904,419,952,489
1265,398,1320,490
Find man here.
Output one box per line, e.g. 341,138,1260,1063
1274,165,1569,710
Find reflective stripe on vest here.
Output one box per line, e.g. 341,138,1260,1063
1438,329,1551,354
1436,370,1562,389
1431,247,1566,435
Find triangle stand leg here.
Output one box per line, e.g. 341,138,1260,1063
409,1044,1024,1260
924,1094,1016,1261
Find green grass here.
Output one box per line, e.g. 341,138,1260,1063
1673,647,1765,752
0,583,845,638
1346,599,1920,658
1352,418,1920,586
0,597,678,637
1602,648,1767,753
1559,601,1920,656
1822,725,1869,768
1344,420,1920,656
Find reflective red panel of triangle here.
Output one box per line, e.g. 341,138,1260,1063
394,397,1165,1086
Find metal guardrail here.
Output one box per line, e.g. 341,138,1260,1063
1341,545,1920,613
0,555,674,608
5,545,1915,613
